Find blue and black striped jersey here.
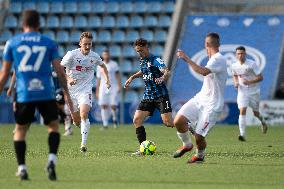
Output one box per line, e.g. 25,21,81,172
139,54,168,100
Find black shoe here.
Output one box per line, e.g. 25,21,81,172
16,169,29,181
46,161,56,181
238,135,246,142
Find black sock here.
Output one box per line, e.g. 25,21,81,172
48,132,60,154
136,126,146,144
14,141,26,165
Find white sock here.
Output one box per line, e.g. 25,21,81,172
101,108,110,127
177,131,192,147
48,153,57,164
239,115,246,136
81,119,90,145
18,164,27,172
111,108,117,122
196,148,205,158
64,115,72,131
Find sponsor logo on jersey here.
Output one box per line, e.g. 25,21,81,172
28,78,44,91
75,65,93,72
190,44,266,85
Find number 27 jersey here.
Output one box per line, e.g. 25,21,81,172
3,32,60,103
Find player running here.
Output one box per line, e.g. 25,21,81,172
61,32,110,152
174,33,227,163
0,9,73,181
231,46,268,141
124,38,173,155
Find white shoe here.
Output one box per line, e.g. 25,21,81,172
63,129,73,136
131,150,144,156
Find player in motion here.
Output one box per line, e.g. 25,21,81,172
231,46,268,141
124,38,173,155
61,32,110,152
96,49,122,129
0,10,73,181
174,33,227,163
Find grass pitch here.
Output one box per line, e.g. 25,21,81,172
0,124,283,189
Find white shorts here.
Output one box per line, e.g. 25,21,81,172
71,91,93,112
237,92,259,111
177,98,220,137
98,87,119,106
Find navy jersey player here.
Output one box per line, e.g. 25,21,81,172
124,38,173,155
0,10,73,181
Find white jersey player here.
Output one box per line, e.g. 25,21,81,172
231,46,267,141
173,33,227,164
61,32,110,152
96,49,121,129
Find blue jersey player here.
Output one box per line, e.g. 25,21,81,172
124,38,173,155
0,10,73,181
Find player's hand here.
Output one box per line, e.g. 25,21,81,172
106,80,111,89
124,77,133,89
68,78,77,86
7,88,12,97
155,76,165,84
176,49,190,62
243,79,251,85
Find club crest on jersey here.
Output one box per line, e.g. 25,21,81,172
76,58,82,64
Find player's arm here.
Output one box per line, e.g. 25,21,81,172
7,70,16,96
52,60,74,113
233,75,239,89
243,74,263,85
96,77,101,99
124,71,142,89
115,71,122,92
176,49,211,76
0,60,12,93
155,67,170,84
98,63,111,89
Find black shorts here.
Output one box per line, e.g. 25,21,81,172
14,100,58,125
137,95,172,116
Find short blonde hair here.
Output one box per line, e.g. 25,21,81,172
80,32,93,41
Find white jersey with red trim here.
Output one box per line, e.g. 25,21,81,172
61,48,104,94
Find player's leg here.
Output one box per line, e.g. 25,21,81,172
13,102,36,180
111,105,118,128
187,111,218,163
237,92,248,141
250,94,268,134
38,100,60,181
79,104,91,152
63,104,72,136
100,104,110,129
158,96,174,127
238,107,247,141
172,99,197,158
110,90,119,128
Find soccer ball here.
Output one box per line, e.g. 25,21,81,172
140,140,156,155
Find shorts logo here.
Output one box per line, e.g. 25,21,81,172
190,44,266,86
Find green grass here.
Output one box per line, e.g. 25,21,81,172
0,124,283,189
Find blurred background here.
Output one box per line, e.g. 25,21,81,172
0,0,283,125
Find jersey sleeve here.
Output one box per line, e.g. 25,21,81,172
96,56,104,66
49,41,61,61
3,40,13,63
231,63,237,75
60,51,73,67
251,61,261,75
153,57,166,69
205,57,224,73
113,62,119,72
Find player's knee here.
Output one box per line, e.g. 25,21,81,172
133,116,143,127
173,117,182,127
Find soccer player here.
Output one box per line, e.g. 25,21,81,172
174,33,227,163
0,10,73,180
231,46,268,141
124,38,173,155
61,32,110,152
96,49,122,129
